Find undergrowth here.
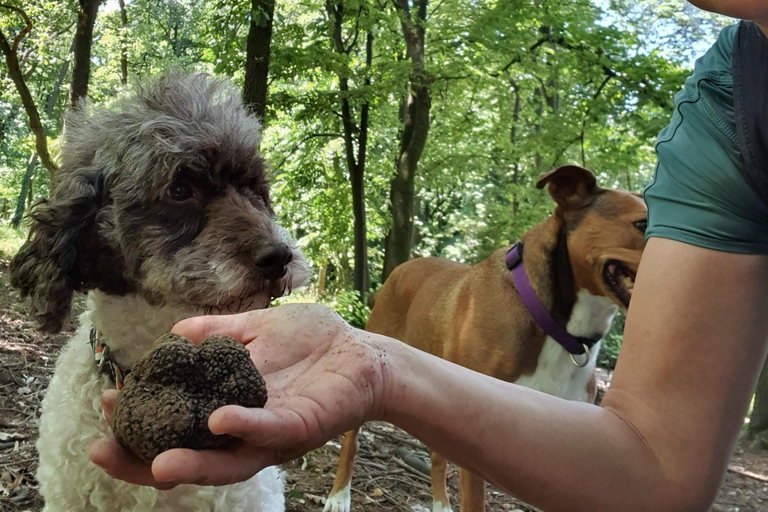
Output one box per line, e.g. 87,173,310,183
597,310,625,370
0,224,25,262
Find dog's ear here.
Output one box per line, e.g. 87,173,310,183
9,169,104,333
536,165,598,209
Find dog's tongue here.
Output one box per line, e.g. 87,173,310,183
608,263,618,275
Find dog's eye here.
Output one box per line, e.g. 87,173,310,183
633,219,648,233
168,182,194,202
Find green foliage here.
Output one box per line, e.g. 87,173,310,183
320,289,370,329
1,0,731,317
597,310,626,369
0,224,25,261
275,288,370,329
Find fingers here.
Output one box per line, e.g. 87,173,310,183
172,311,259,344
89,438,176,490
172,303,340,345
90,436,276,488
101,389,118,424
209,405,311,450
152,446,277,486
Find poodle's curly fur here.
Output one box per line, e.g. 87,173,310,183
10,71,307,511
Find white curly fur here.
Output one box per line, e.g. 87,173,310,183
17,72,309,512
36,292,288,512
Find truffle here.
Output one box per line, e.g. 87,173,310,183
112,333,267,463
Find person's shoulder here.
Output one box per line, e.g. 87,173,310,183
693,24,739,76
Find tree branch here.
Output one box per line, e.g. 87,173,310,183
551,134,583,169
274,133,342,170
427,0,445,20
21,57,36,81
0,5,57,178
69,0,102,108
493,35,548,76
0,4,32,55
435,74,472,81
342,7,362,54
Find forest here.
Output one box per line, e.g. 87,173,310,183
0,0,729,301
2,1,767,511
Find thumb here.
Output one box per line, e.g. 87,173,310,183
101,389,119,425
172,311,264,344
209,405,313,450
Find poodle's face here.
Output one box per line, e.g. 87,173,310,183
10,72,308,332
114,148,305,314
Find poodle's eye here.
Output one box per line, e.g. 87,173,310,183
168,182,194,202
633,219,648,233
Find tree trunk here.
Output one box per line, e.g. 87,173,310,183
339,252,351,289
382,0,431,281
534,86,543,171
326,1,371,302
26,173,34,209
11,154,37,228
317,262,328,296
750,355,768,434
70,0,102,108
11,54,71,226
510,78,521,220
243,0,275,122
118,0,128,85
0,6,58,178
350,31,372,300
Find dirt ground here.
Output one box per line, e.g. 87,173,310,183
1,264,767,512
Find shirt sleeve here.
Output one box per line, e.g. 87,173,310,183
644,24,768,254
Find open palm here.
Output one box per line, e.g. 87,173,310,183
91,303,389,487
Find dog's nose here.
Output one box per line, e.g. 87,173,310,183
255,243,293,280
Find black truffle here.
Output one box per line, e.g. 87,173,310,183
112,333,267,463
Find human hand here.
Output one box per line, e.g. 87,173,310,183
89,303,393,487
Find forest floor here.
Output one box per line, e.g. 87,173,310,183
1,262,767,512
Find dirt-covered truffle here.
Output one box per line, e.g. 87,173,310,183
112,333,267,463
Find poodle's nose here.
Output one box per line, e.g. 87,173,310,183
255,243,293,280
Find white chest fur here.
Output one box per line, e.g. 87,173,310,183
35,294,286,512
514,290,617,402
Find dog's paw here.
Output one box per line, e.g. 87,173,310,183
323,484,352,512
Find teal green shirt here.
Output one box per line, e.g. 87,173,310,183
645,24,768,254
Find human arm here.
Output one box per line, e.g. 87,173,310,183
689,0,768,32
91,237,768,511
383,237,768,510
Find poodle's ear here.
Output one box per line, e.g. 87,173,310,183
9,169,104,333
535,165,598,209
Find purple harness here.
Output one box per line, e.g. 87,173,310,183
505,242,596,365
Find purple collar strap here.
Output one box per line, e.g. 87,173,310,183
506,242,594,366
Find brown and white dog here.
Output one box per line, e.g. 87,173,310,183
324,165,647,512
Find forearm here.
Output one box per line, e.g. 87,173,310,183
378,339,691,512
689,0,768,28
375,240,768,512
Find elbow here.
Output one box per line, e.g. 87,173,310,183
642,477,718,512
659,494,714,512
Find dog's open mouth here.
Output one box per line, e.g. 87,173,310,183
603,260,636,308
